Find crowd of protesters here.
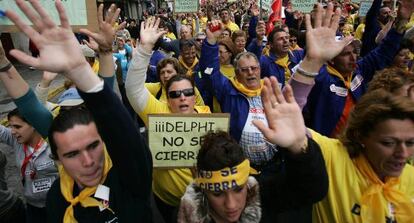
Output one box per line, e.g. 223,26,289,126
0,0,414,222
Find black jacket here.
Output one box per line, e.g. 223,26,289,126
46,83,153,222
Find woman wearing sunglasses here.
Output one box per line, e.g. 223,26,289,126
145,57,205,106
125,17,211,223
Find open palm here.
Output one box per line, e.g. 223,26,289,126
253,77,306,152
6,0,85,74
305,4,353,64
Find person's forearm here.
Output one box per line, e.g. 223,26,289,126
13,89,53,138
98,52,115,78
0,66,30,98
125,46,151,114
64,62,101,92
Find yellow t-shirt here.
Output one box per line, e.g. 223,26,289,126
310,130,414,223
145,82,204,106
139,93,211,206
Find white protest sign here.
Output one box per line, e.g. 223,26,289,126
174,0,199,13
359,1,374,17
291,0,317,13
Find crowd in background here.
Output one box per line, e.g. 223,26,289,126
0,0,414,222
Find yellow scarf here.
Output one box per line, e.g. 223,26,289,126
275,55,291,82
326,65,352,88
229,77,263,97
354,154,414,223
179,56,199,76
59,146,113,223
263,50,291,82
220,64,236,79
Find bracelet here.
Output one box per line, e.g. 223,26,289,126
0,63,12,72
296,65,319,77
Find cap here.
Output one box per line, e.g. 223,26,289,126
58,88,84,107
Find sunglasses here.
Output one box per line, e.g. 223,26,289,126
168,88,195,99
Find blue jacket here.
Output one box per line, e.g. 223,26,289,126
199,40,250,142
360,0,382,57
304,29,403,136
260,50,304,85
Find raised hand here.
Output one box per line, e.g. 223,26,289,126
253,77,307,154
6,0,87,75
250,4,259,17
80,4,120,52
205,19,223,45
6,0,99,92
139,17,167,52
256,20,266,41
303,3,353,71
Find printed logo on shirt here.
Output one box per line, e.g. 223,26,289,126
351,203,361,215
32,177,53,193
350,74,363,92
329,84,348,97
352,203,398,222
105,217,118,223
385,217,397,223
36,160,55,170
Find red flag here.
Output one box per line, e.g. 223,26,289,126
267,0,282,34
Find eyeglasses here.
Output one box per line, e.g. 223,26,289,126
168,88,195,99
289,39,297,43
238,66,259,73
196,38,205,42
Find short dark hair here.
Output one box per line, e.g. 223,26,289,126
48,108,95,160
165,74,195,97
179,39,196,50
7,108,28,123
267,27,288,44
197,131,245,171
